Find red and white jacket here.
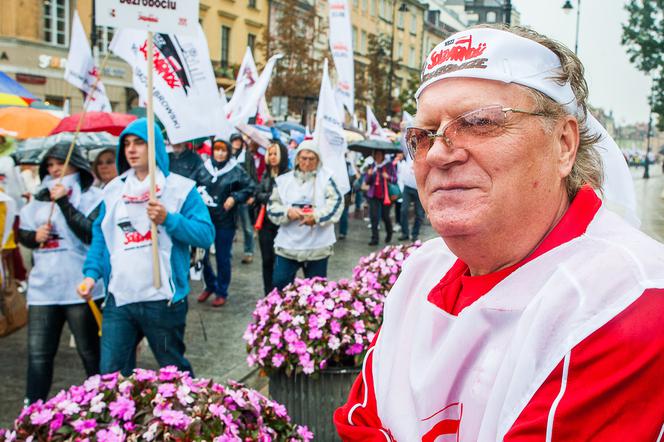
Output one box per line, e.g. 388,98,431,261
335,187,664,441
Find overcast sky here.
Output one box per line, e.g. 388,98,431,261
511,0,652,126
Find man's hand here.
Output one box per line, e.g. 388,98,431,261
246,196,255,206
35,224,51,243
287,207,302,221
147,199,167,225
223,196,235,211
300,214,316,226
77,277,95,301
50,183,68,201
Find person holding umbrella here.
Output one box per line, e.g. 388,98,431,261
364,149,398,246
18,144,104,404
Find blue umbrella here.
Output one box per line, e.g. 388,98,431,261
0,71,36,99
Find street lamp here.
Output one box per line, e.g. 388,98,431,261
388,1,408,118
562,0,581,55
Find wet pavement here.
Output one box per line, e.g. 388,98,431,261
1,166,662,427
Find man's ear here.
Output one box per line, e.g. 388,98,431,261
557,115,580,179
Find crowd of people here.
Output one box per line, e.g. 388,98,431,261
0,118,424,405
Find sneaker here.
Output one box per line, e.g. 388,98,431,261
385,233,392,243
241,255,253,264
398,235,409,241
197,290,213,303
211,297,226,307
338,234,346,240
368,239,378,246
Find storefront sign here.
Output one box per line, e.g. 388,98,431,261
96,0,199,34
16,73,47,85
36,54,126,78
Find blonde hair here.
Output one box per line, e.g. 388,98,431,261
267,143,281,175
474,24,603,199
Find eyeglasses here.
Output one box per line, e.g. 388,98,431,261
405,105,546,161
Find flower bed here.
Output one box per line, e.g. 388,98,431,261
0,367,312,442
244,242,421,376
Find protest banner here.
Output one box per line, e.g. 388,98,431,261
314,59,350,195
328,0,355,116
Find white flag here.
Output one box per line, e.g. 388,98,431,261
366,105,389,140
329,0,355,116
227,53,283,127
110,25,223,144
216,87,235,140
314,59,350,195
64,11,112,112
226,48,258,119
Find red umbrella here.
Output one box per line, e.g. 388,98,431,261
50,112,137,136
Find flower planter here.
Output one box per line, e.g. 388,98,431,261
270,366,361,441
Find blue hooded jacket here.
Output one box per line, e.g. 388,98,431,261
83,118,214,303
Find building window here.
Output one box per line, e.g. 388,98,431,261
371,0,377,16
397,9,405,28
486,11,497,23
410,12,417,34
397,42,403,60
43,0,69,46
95,26,115,54
247,33,256,54
353,0,359,9
409,46,415,67
361,31,367,54
248,0,257,7
362,0,368,13
221,26,231,68
352,26,358,50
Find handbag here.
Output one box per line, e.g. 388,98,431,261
0,251,27,337
254,204,266,231
388,182,402,202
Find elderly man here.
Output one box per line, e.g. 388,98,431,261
267,139,343,290
335,26,663,441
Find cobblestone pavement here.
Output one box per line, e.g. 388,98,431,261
1,168,662,427
0,205,438,427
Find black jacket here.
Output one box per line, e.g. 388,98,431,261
256,143,290,231
192,162,256,229
169,149,204,179
18,188,101,248
234,147,259,183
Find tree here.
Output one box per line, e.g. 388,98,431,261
398,70,421,117
621,0,664,130
257,0,323,120
365,33,392,124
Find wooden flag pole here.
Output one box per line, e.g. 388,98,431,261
146,31,161,289
45,51,112,226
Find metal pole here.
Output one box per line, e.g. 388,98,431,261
91,0,97,50
504,0,512,25
387,0,397,118
574,0,581,55
643,92,653,179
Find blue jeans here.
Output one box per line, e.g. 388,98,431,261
339,205,349,236
237,204,255,256
100,295,192,376
400,185,425,238
273,255,329,290
203,227,235,299
26,302,100,403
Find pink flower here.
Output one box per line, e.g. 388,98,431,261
160,408,192,429
30,408,54,425
297,426,314,440
49,413,64,433
330,320,342,334
72,418,97,434
158,366,180,382
346,343,365,356
157,382,176,398
133,368,157,382
271,354,285,367
208,403,228,419
332,307,348,318
96,425,125,442
108,396,136,421
283,329,299,343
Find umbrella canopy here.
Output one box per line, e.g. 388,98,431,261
0,93,29,107
0,107,61,139
343,128,365,143
50,112,137,136
275,121,306,134
15,132,118,164
348,138,402,156
0,71,35,102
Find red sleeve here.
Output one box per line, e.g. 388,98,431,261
334,334,394,441
505,288,664,441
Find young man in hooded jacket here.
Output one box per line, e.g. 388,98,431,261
77,118,214,375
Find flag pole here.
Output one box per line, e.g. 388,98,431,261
45,50,112,226
146,31,161,289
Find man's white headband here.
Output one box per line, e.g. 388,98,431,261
416,28,639,226
416,28,578,113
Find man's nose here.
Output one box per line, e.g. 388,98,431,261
426,137,468,169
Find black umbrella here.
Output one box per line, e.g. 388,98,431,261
275,121,306,134
15,132,118,164
348,138,403,156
